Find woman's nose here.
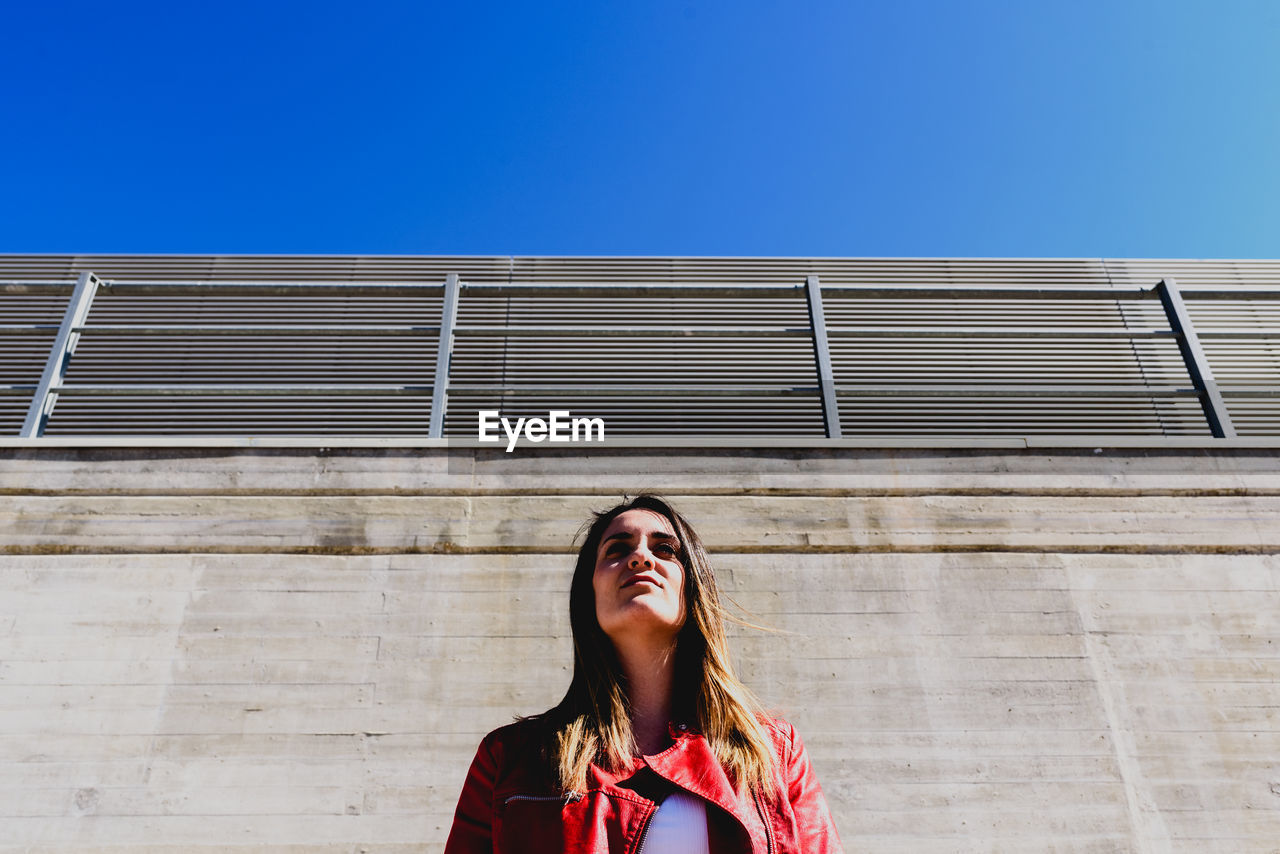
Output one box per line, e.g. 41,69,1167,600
628,551,653,568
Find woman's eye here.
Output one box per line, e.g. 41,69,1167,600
655,543,678,557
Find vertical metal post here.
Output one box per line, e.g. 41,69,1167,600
805,275,842,438
21,271,101,438
428,273,461,438
1156,277,1236,438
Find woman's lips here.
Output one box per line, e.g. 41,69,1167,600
621,574,661,589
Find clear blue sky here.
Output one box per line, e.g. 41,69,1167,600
2,0,1277,257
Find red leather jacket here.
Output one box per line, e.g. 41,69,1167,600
444,717,843,853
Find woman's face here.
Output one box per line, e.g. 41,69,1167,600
593,509,687,645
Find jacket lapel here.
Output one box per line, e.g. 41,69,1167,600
642,733,767,851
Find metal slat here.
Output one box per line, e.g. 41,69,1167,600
57,385,432,395
826,327,1173,338
99,282,449,296
454,326,811,337
446,385,818,396
461,283,805,299
0,325,62,334
76,325,441,336
6,254,1280,286
834,385,1196,397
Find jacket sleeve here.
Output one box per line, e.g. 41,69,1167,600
443,733,500,854
783,722,844,854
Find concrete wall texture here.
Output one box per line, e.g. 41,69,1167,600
1,446,1279,853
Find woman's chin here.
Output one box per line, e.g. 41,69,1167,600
600,603,683,641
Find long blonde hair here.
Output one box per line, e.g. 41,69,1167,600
538,494,775,795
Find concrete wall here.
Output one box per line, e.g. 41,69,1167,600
2,446,1279,853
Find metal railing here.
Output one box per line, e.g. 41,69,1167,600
3,266,1279,439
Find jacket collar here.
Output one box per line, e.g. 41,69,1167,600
640,729,768,851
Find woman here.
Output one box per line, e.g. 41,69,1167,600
444,495,843,853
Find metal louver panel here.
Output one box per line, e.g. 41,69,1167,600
2,256,1278,440
41,282,445,436
820,295,1201,436
1188,298,1280,436
46,395,435,436
449,289,822,437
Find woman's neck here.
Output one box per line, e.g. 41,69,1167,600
614,638,678,755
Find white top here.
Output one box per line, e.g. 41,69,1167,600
637,790,710,854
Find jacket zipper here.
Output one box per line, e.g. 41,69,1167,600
753,789,775,854
632,804,656,854
503,792,583,806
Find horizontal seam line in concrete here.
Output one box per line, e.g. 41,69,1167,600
5,544,1280,556
4,488,1280,498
